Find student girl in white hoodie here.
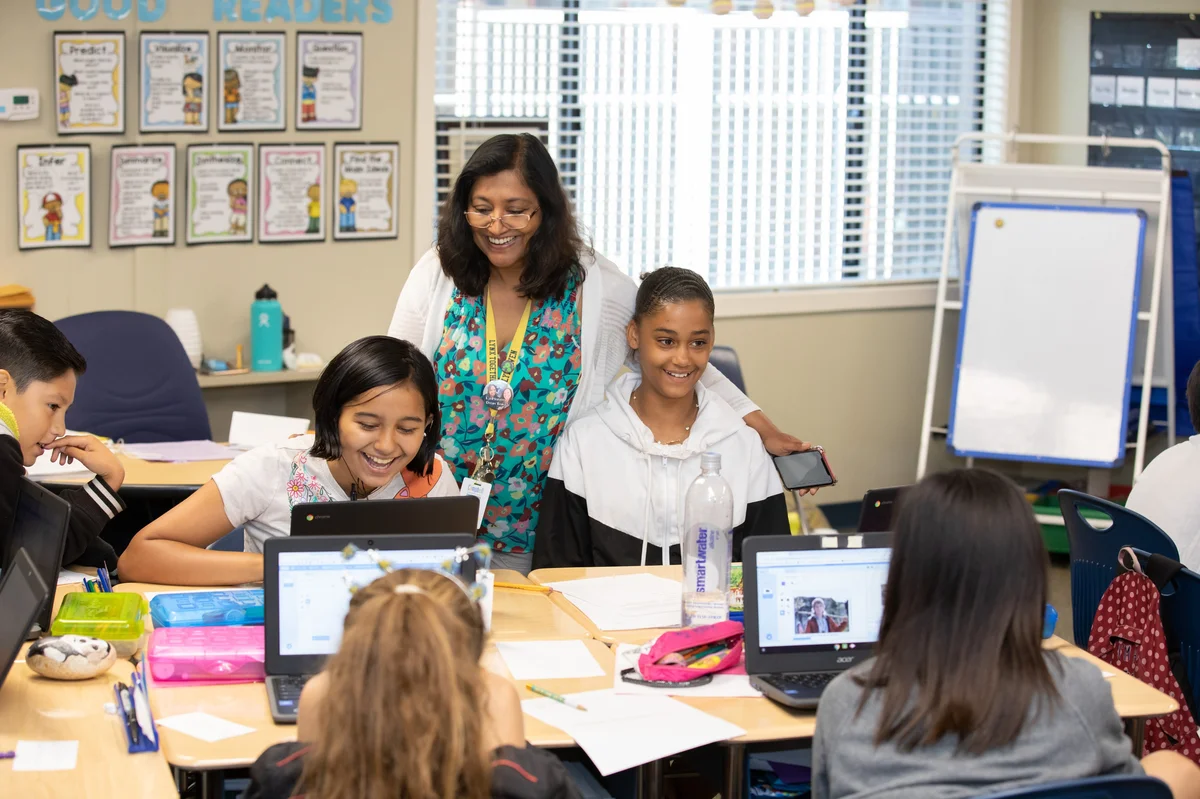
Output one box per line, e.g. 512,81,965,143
533,267,789,568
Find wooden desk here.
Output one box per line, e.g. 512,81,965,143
41,454,230,490
529,565,681,646
0,637,177,797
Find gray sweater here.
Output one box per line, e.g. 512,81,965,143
812,652,1143,799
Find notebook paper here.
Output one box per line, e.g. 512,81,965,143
545,574,682,631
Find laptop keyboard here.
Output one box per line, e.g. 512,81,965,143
271,675,311,712
763,672,840,692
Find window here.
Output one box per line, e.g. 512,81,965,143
435,0,1009,288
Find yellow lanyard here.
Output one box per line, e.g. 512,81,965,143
476,290,533,472
0,401,18,438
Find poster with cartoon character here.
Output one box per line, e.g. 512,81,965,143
333,143,400,241
186,143,254,245
17,145,91,250
140,32,209,133
218,32,286,132
296,33,363,130
259,144,326,243
55,32,124,135
109,145,176,247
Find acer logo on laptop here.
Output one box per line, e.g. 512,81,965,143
837,656,855,664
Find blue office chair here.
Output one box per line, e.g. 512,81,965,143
1057,490,1179,648
709,345,746,395
1132,547,1200,720
982,775,1171,799
55,311,212,443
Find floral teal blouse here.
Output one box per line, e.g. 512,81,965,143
433,275,582,554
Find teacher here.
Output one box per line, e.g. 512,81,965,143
389,134,811,573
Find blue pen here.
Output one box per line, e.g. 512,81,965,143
98,567,111,592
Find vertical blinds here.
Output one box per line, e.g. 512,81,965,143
434,0,1008,287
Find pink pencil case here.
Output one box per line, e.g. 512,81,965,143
638,620,744,683
146,625,266,683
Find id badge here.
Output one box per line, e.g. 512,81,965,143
460,477,492,529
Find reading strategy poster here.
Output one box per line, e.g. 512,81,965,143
55,32,125,134
333,143,400,240
141,32,210,132
17,146,91,250
259,144,326,243
296,33,363,130
219,32,286,132
110,145,176,247
186,144,254,245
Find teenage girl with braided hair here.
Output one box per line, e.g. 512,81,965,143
533,267,790,568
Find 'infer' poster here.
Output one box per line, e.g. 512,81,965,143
17,145,92,250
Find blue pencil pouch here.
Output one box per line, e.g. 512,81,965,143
149,590,265,628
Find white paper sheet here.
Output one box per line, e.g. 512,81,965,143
121,441,239,463
522,689,744,775
611,644,762,698
496,640,606,681
1178,38,1200,70
546,574,682,631
1147,77,1177,108
56,570,89,585
1116,76,1145,107
156,712,255,743
24,451,93,481
227,411,310,450
12,740,78,772
1177,79,1200,111
1089,75,1116,105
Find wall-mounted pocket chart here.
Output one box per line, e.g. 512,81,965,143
947,202,1148,468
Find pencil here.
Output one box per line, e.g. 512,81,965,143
495,582,553,594
526,683,587,711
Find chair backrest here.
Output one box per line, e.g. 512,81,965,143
982,775,1171,799
1058,490,1179,648
55,311,212,444
709,345,746,395
1132,546,1200,720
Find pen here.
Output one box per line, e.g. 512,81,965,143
495,582,553,594
98,567,112,592
526,683,587,711
117,682,141,745
0,751,14,759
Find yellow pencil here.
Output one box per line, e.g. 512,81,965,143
495,581,553,594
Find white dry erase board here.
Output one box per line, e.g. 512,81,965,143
947,202,1147,468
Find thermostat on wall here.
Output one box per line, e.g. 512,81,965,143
0,90,39,121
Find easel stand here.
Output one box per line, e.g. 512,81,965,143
917,132,1174,483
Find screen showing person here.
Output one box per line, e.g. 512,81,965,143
797,596,848,634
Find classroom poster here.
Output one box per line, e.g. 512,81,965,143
109,145,176,248
140,32,210,133
295,33,363,130
259,144,326,243
333,143,400,241
186,144,255,245
218,33,287,132
16,145,91,250
55,32,125,134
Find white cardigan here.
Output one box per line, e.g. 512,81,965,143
387,248,758,425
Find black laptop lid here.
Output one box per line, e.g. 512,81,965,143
0,548,51,688
264,533,477,677
4,478,71,635
856,486,909,533
290,496,480,537
744,533,892,676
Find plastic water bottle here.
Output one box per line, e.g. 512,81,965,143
682,452,734,626
250,284,283,372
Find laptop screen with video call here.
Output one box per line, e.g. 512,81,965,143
754,547,891,656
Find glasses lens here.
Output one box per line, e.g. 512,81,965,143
464,211,490,228
502,213,531,230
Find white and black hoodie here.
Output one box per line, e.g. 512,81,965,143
533,373,789,569
1,418,124,570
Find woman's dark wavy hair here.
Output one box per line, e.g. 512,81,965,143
310,337,441,477
436,133,590,301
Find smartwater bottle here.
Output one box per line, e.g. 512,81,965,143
250,284,283,372
682,452,734,626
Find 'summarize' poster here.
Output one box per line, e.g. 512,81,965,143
110,144,176,247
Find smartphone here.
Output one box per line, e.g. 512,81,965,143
773,448,836,491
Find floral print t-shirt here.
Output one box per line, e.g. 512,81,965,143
434,275,583,554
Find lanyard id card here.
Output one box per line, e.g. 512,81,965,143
460,476,491,529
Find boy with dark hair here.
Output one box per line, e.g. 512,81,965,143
0,310,126,569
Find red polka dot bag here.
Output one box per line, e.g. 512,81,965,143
1086,547,1200,763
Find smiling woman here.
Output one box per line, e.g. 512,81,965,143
389,135,811,574
117,337,458,586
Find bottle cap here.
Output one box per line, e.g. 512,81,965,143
255,284,278,301
701,451,721,471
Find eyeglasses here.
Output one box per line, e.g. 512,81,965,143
464,209,539,230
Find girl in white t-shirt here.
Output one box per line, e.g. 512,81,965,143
118,337,459,586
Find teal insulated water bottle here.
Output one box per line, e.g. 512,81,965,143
251,284,283,372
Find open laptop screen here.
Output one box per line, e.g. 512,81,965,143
276,547,459,657
754,547,891,656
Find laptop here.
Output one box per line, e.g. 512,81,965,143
744,533,892,709
263,532,477,723
0,548,51,689
290,496,480,537
2,478,71,637
856,486,909,533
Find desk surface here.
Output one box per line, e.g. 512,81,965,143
197,370,322,389
43,454,230,489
